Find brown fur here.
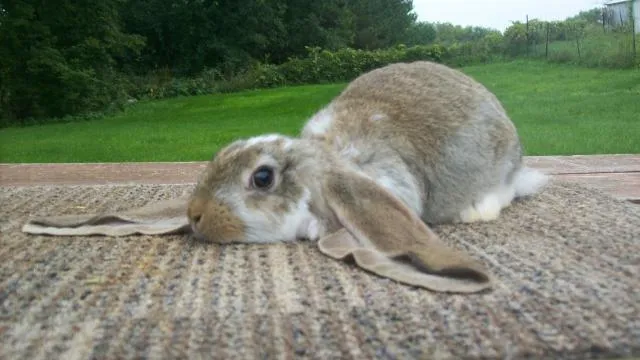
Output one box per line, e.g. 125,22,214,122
308,61,516,152
187,141,258,242
187,188,245,243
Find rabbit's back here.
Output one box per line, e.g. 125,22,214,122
303,61,520,167
302,61,528,224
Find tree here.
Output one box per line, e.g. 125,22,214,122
119,0,288,75
432,22,499,45
502,21,528,57
403,21,437,46
0,0,144,122
118,0,359,72
567,7,604,25
346,0,417,50
273,0,354,63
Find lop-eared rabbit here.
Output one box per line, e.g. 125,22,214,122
23,61,548,293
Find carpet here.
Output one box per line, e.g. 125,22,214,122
1,181,639,359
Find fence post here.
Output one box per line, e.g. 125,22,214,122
575,23,581,61
633,3,637,63
545,22,550,59
633,22,637,64
526,15,530,57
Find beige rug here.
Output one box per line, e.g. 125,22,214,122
1,180,639,359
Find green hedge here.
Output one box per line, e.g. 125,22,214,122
0,42,506,127
133,44,449,101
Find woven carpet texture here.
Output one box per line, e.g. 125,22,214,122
1,181,639,359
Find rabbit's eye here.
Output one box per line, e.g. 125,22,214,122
251,166,274,189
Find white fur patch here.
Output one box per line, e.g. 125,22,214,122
462,194,502,222
458,184,517,223
298,215,324,241
244,134,293,149
228,188,323,243
459,165,548,224
284,188,324,241
369,113,387,122
339,144,360,159
513,167,549,197
302,106,334,137
459,206,483,223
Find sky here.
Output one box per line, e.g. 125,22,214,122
412,0,609,32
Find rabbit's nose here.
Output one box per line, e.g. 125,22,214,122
186,196,246,243
187,210,206,241
189,212,204,234
187,203,204,228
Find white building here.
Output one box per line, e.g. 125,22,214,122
604,0,640,33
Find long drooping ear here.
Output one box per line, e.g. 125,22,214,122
22,196,191,237
317,170,493,293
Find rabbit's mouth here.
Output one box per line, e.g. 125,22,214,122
190,224,208,242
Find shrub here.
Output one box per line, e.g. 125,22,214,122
125,44,450,102
0,0,145,126
245,44,446,89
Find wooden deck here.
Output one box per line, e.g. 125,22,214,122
1,154,639,204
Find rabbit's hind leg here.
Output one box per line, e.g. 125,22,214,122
458,185,516,223
457,166,548,224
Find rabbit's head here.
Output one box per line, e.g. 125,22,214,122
186,134,330,244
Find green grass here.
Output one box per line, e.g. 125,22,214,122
0,85,343,163
463,60,639,156
1,60,639,163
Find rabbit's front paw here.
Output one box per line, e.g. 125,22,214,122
297,216,325,241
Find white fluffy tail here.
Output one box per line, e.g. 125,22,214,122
513,167,549,197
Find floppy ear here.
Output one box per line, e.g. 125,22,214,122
22,196,191,237
317,170,493,293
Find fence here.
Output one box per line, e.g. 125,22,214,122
514,9,637,68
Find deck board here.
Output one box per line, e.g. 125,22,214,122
524,155,640,174
554,172,640,202
1,155,639,203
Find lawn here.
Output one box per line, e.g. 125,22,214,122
1,60,638,163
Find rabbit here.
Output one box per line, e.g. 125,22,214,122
183,61,548,291
21,61,548,292
187,60,547,245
